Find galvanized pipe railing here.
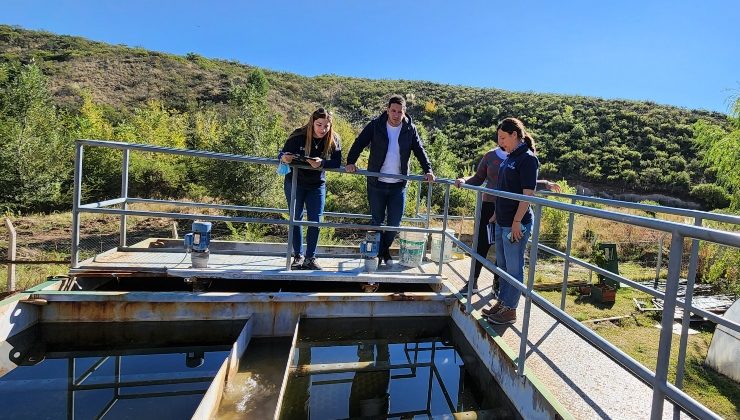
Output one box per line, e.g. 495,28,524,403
540,190,740,225
519,204,543,375
71,139,739,420
445,230,721,420
120,149,130,248
560,197,577,310
453,188,737,420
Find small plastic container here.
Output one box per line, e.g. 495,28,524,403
430,229,456,263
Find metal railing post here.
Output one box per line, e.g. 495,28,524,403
651,232,685,419
71,143,84,268
4,218,16,292
673,217,702,419
425,181,433,231
466,191,482,313
518,204,543,376
438,184,451,276
415,180,422,218
424,181,432,265
119,149,130,247
654,233,668,289
560,198,577,309
285,169,299,270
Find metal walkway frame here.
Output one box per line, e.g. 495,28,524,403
69,139,740,419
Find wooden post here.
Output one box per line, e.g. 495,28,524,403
4,218,16,292
172,221,179,239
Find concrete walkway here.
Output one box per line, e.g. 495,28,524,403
441,257,687,419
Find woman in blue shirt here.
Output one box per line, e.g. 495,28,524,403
485,117,539,325
280,108,342,270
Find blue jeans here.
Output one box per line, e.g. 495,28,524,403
367,181,407,255
284,180,326,258
494,222,532,308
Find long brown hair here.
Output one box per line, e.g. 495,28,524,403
497,117,536,154
304,107,338,159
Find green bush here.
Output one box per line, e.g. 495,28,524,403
689,183,731,209
540,206,566,248
698,243,740,295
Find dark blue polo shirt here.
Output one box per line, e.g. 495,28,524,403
495,143,539,227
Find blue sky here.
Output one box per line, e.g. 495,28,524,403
3,0,739,113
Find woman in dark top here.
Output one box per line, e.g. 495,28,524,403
454,148,559,295
279,108,341,270
485,117,539,325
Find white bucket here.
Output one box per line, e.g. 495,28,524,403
430,229,455,263
398,231,427,267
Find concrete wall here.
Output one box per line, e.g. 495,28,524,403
451,301,570,419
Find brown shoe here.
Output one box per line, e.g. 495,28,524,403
301,257,322,270
486,307,517,325
481,301,502,316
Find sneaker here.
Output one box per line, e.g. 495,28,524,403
486,306,517,325
481,301,502,316
460,282,479,294
291,255,304,270
301,257,322,270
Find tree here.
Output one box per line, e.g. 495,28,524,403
694,98,740,209
115,100,188,198
207,69,286,205
0,62,71,211
690,184,731,210
74,91,119,201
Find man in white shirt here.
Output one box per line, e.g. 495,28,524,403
346,95,435,267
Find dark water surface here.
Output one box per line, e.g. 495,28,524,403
278,316,518,419
0,320,246,420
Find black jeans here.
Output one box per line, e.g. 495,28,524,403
473,201,497,281
367,181,407,256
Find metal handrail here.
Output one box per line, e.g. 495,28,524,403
540,190,740,225
457,183,740,247
70,139,739,420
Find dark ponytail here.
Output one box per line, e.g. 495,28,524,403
522,132,536,154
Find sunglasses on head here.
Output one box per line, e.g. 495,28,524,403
313,107,330,119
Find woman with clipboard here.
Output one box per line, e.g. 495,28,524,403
279,108,342,270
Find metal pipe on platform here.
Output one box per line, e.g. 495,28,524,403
518,204,543,376
415,179,422,218
285,169,298,270
461,183,740,248
437,184,451,276
126,197,433,223
4,218,16,292
654,233,668,289
426,181,433,231
673,217,703,420
560,198,577,310
651,233,684,420
71,144,84,268
466,191,482,313
120,149,130,248
539,190,740,226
